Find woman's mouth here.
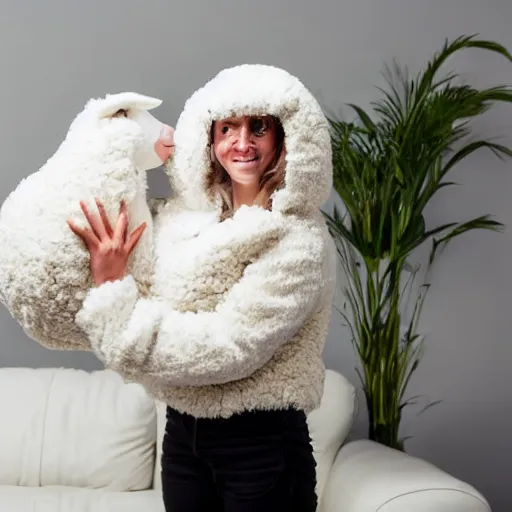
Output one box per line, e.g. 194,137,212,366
233,156,259,163
232,157,260,171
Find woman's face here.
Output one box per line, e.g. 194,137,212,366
212,115,279,187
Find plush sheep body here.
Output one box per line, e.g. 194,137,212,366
0,92,169,350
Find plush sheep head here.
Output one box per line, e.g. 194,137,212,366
64,91,174,171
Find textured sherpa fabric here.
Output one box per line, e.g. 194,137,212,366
76,64,337,418
0,93,163,350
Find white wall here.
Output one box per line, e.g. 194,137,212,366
0,0,511,510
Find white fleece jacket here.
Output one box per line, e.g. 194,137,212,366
76,65,337,418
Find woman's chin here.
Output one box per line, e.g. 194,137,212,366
228,166,264,184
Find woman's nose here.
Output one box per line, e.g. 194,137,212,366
234,127,250,152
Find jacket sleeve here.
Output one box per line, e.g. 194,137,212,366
75,233,327,387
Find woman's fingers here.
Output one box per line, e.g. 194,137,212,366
113,200,129,246
67,219,99,249
95,199,114,238
70,199,142,256
80,201,108,241
125,222,147,254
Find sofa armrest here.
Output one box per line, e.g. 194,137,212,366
319,439,490,512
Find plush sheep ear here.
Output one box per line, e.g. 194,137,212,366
97,92,162,119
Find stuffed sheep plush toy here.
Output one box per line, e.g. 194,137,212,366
0,92,174,350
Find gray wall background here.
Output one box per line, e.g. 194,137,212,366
1,0,511,510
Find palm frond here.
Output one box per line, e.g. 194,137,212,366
429,216,504,264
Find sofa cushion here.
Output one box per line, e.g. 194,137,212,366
152,368,356,499
0,485,165,512
307,369,356,499
153,401,167,491
0,367,54,486
321,439,491,512
0,368,157,491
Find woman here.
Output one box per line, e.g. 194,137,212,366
68,64,337,511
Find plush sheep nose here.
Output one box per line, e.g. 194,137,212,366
155,124,175,162
159,124,174,146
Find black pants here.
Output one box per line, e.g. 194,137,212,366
161,406,318,511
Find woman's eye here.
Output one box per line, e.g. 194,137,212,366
250,118,267,136
221,125,229,134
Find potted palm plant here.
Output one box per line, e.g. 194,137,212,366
325,35,512,451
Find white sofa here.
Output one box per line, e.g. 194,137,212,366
0,366,490,512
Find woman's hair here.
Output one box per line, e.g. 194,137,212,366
205,116,286,220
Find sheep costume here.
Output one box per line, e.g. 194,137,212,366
0,92,170,350
76,64,338,421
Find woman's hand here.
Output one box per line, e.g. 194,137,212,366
67,199,146,286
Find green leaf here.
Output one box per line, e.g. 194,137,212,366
441,140,512,180
347,103,376,131
429,216,504,264
416,399,443,416
422,222,458,240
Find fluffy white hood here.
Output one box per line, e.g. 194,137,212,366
167,64,332,215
